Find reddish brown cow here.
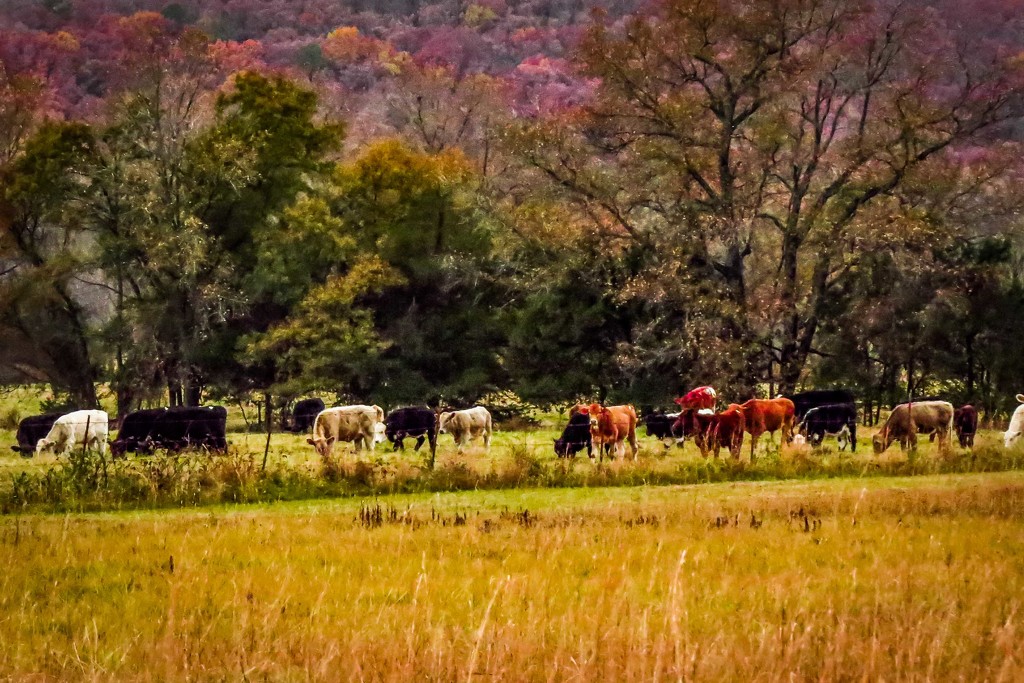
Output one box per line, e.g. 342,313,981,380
587,403,638,461
671,409,717,458
711,405,745,459
674,386,717,411
673,407,745,459
736,398,796,460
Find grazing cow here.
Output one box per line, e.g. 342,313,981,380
438,406,492,453
291,397,325,433
307,405,385,458
554,412,593,458
788,389,856,420
953,405,978,449
873,401,954,453
643,412,680,440
735,397,796,460
111,406,228,456
11,412,65,456
35,409,109,457
673,386,717,411
588,403,638,461
1004,395,1024,448
384,406,437,455
799,403,858,451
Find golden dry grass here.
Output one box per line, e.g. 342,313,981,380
1,472,1022,681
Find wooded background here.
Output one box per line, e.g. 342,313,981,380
2,0,1024,418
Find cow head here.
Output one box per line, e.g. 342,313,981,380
553,438,569,456
307,436,335,458
372,421,387,446
871,428,891,454
35,438,54,455
437,412,453,434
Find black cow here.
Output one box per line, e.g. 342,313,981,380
111,406,228,456
384,406,437,454
10,412,65,456
788,389,856,420
291,397,325,433
554,412,593,458
643,412,680,441
953,404,978,448
798,403,857,451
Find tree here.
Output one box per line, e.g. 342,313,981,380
510,0,1024,392
0,122,100,407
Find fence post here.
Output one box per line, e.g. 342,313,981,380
261,391,272,472
82,415,90,457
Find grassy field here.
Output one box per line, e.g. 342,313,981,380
1,472,1022,680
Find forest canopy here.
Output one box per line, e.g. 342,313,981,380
2,0,1024,418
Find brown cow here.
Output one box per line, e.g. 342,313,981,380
671,409,717,458
953,404,978,449
588,403,638,461
873,401,953,453
736,397,796,461
711,405,745,459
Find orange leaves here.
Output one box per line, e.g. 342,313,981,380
323,26,384,64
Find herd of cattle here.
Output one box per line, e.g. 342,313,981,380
8,388,1024,461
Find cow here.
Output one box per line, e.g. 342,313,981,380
306,405,385,458
873,400,954,454
788,389,856,421
1004,395,1024,448
671,409,717,457
953,404,978,449
643,412,680,440
11,412,65,456
643,411,680,449
710,405,745,459
111,406,228,456
588,403,638,461
674,386,717,411
438,406,492,453
798,403,858,451
554,412,593,458
35,409,109,457
735,397,796,460
384,406,437,455
291,397,325,433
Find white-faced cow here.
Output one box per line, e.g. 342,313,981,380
1005,395,1024,448
873,401,953,454
438,407,492,453
307,405,385,458
35,409,109,457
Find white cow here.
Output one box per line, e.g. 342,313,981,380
1004,394,1024,448
438,406,492,453
36,409,109,457
307,405,385,458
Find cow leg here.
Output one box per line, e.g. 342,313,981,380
413,435,426,451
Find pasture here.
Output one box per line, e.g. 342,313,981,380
1,472,1022,680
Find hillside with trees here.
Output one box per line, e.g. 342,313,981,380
2,0,1024,418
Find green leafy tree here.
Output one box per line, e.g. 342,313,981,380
0,122,100,407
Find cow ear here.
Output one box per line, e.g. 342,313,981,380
306,438,315,445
